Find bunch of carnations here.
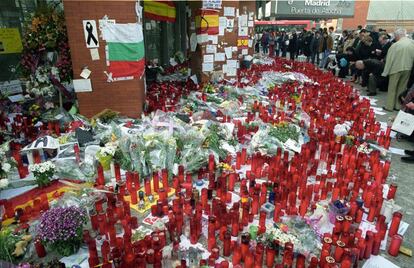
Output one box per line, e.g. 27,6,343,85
29,161,55,187
37,206,86,256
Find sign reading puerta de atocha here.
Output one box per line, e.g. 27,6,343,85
275,0,355,19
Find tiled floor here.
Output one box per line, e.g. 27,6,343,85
350,82,414,268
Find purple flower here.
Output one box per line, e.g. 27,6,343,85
37,206,86,243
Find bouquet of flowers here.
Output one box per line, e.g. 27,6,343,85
29,161,56,187
20,5,72,82
25,66,60,98
0,142,16,189
37,206,86,256
96,142,117,170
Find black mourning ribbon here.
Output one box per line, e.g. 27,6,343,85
86,22,98,46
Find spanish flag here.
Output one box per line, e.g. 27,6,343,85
237,37,249,49
144,0,176,22
195,9,219,35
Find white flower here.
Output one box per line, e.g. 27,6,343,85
2,162,11,173
39,167,46,173
0,179,9,189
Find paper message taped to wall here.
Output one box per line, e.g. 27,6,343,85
203,54,214,63
73,79,92,93
215,53,225,62
202,63,214,72
224,7,235,16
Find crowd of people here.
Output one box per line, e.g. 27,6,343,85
256,26,414,163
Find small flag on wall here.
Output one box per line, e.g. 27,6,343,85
144,0,176,22
195,9,219,35
237,37,249,49
102,23,145,79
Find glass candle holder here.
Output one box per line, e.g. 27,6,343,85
34,238,46,258
387,184,397,200
388,212,402,237
388,234,403,256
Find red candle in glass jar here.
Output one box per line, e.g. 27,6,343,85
334,240,345,262
265,245,276,267
223,231,231,256
96,164,105,186
232,245,242,265
145,178,152,196
388,212,402,237
162,169,169,192
387,184,397,200
244,252,254,268
282,242,294,267
388,234,403,256
236,152,242,170
308,256,318,268
152,172,159,193
240,233,250,259
296,254,305,268
35,238,46,258
228,173,236,191
371,232,382,256
130,187,138,204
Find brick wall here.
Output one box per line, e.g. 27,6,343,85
342,0,370,30
63,0,145,118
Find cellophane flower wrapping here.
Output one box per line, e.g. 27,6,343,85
55,158,93,181
280,216,322,258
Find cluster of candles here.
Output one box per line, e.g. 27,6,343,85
145,79,198,113
82,138,402,267
0,115,61,144
3,58,404,267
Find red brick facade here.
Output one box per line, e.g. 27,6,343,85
63,0,145,118
342,0,370,30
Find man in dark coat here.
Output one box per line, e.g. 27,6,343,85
278,31,288,58
304,30,313,61
288,32,298,60
310,31,321,65
355,59,385,96
376,33,392,62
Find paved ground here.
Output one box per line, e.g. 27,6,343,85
349,80,414,268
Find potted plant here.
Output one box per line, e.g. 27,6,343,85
37,206,86,256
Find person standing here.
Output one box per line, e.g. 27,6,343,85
310,31,321,65
269,31,275,56
320,32,333,69
343,31,355,52
288,31,298,60
337,30,349,54
278,31,288,58
275,31,281,57
304,30,313,62
261,30,269,54
382,28,414,111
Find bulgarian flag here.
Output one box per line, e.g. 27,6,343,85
144,0,176,22
102,23,145,79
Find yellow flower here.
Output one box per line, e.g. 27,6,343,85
218,162,233,171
